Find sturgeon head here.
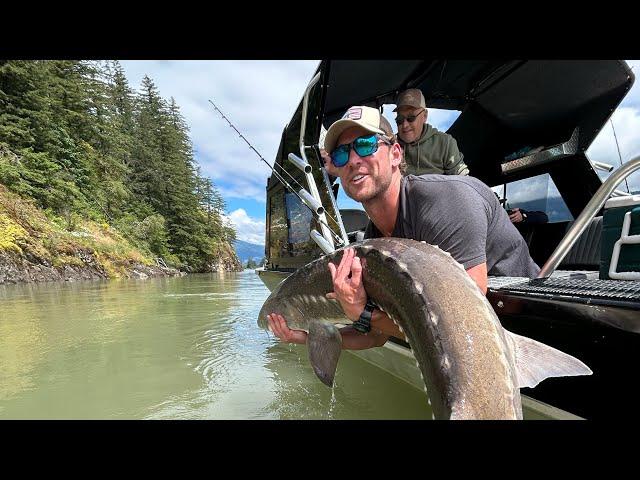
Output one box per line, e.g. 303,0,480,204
258,237,592,419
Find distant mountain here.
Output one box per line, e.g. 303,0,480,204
234,240,265,263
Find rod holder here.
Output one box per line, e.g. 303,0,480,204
591,160,614,173
310,229,335,255
288,153,312,174
299,189,324,216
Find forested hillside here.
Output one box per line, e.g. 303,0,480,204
0,60,241,283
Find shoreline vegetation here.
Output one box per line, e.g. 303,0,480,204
0,60,242,285
0,183,183,284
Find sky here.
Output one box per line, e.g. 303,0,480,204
120,60,640,245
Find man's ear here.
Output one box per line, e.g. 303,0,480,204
390,143,403,168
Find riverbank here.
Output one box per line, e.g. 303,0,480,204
0,250,182,284
0,184,239,285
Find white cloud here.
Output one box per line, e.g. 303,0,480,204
609,107,640,161
587,106,640,191
506,175,550,203
225,208,265,245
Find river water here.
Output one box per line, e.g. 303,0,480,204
0,270,430,419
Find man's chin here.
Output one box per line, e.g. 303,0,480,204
345,187,376,203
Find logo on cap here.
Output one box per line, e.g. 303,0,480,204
343,107,363,120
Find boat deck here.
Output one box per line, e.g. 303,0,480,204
488,275,640,303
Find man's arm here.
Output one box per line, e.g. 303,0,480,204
338,326,389,349
443,136,469,176
267,313,389,349
465,262,488,294
509,208,549,225
268,248,487,349
267,248,401,350
522,209,549,225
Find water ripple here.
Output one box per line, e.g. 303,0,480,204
0,270,430,419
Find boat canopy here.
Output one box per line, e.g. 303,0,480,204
271,60,634,216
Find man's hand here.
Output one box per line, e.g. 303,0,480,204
509,207,524,223
326,248,367,322
267,313,308,344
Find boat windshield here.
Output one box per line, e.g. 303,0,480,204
491,174,574,224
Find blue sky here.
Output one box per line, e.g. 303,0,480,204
120,60,640,244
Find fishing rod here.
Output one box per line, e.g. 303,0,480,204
208,99,345,247
610,117,631,194
208,99,344,246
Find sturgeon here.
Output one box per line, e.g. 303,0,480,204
258,237,592,420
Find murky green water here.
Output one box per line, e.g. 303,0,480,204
0,271,430,419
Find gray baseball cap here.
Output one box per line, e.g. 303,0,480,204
393,88,426,111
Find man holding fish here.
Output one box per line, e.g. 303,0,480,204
268,105,540,348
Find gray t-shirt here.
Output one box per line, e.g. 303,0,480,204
364,175,540,278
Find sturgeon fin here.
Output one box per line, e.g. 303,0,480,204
507,330,593,389
308,319,343,387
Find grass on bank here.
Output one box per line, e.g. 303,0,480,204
0,183,158,278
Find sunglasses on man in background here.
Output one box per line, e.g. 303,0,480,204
395,108,425,125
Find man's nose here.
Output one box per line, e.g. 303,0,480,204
347,148,362,166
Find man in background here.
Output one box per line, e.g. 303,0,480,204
394,88,469,176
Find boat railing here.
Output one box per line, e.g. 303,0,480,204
538,154,640,278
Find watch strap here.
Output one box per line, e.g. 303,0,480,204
353,298,377,333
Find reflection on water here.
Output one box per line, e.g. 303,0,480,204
0,271,430,419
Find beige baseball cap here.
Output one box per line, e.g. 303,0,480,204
393,88,426,111
323,106,394,153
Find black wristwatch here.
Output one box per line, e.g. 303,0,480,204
353,299,377,334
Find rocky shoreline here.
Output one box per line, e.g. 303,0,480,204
0,251,184,285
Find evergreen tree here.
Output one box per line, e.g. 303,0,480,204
0,61,86,213
0,60,237,271
246,258,257,269
130,75,166,209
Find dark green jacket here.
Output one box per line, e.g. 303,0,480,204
399,123,469,176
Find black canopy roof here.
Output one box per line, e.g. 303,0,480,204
272,60,634,213
321,60,633,171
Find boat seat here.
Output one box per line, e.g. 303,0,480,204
558,216,602,270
